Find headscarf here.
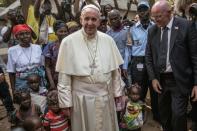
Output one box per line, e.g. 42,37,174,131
53,20,67,32
66,21,79,30
12,24,31,37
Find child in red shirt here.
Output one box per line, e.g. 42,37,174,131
43,90,70,131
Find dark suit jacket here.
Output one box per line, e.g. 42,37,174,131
145,17,197,94
0,67,3,74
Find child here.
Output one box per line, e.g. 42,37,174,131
43,90,70,131
42,20,69,90
11,90,42,127
23,116,43,131
120,83,146,131
27,74,47,113
27,73,47,95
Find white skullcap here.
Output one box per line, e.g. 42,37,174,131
81,4,100,13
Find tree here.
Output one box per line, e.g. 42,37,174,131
113,0,119,9
20,0,35,20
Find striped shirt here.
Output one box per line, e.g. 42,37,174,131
43,110,69,131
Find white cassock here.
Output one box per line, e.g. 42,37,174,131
56,29,124,131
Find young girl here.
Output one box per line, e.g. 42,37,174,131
120,83,146,131
11,90,42,128
43,90,70,131
27,73,47,114
42,20,69,90
28,73,48,95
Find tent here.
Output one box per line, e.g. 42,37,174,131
0,0,20,16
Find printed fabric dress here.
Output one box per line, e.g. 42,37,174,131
42,41,60,86
123,100,144,130
7,44,47,91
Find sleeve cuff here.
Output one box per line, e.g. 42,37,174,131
57,73,72,108
114,78,125,97
57,84,72,108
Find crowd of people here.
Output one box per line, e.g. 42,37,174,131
0,0,197,131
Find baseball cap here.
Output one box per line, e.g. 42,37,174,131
137,0,150,10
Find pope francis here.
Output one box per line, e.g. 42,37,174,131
56,4,124,131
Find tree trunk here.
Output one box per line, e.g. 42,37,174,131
74,0,80,13
149,0,155,7
113,0,119,9
20,0,34,20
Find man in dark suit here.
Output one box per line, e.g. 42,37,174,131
189,3,197,131
191,26,197,130
145,1,197,131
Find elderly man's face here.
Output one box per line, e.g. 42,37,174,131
151,7,171,27
80,9,100,36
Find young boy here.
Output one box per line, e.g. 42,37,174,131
0,66,15,120
43,90,70,131
27,74,47,113
11,90,42,128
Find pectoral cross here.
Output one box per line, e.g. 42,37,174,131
89,61,97,75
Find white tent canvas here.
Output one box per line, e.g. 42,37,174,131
0,0,20,16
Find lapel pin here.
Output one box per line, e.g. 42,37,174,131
175,26,179,30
